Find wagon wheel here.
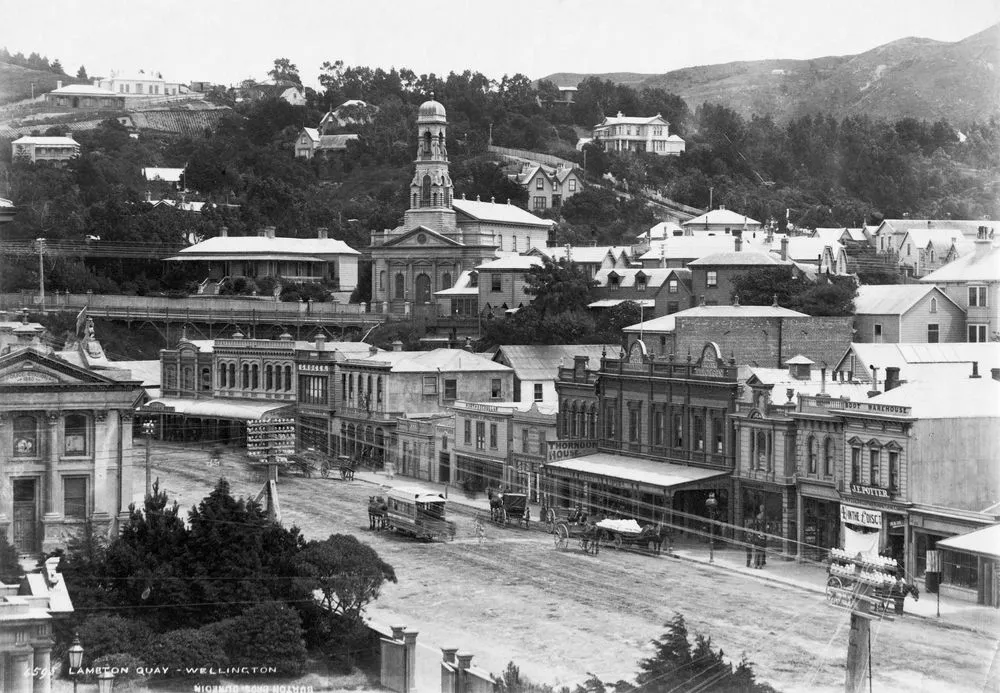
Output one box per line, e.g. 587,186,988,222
320,463,330,479
827,576,844,590
554,523,569,549
340,466,348,480
613,533,624,550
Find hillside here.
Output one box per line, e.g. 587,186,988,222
543,23,1000,124
0,62,87,104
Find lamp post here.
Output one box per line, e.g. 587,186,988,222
97,669,115,693
142,420,155,496
68,632,84,693
706,492,718,564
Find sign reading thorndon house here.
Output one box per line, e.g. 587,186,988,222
840,505,882,529
546,439,597,463
850,483,891,499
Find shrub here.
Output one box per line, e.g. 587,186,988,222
140,628,227,677
75,615,153,668
226,602,307,676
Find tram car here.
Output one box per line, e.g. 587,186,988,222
384,487,456,541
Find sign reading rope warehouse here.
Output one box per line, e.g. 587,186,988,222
840,504,882,529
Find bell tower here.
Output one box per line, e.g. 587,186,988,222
403,98,457,232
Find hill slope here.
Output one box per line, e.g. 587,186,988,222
0,62,87,104
543,23,1000,123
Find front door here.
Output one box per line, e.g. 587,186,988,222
12,479,37,554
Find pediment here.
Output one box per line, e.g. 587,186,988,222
0,349,120,386
381,226,464,249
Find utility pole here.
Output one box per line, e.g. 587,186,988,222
709,186,714,210
36,238,45,306
142,420,155,496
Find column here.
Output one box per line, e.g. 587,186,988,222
118,412,136,519
91,411,111,524
33,645,52,693
402,629,418,693
10,651,32,693
43,412,60,519
0,413,9,523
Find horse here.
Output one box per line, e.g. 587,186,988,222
368,496,387,530
644,523,672,555
579,522,601,555
487,488,504,523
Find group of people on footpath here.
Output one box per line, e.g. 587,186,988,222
745,525,768,569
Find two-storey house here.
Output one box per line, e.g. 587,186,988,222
476,255,542,316
853,285,966,344
592,112,685,156
920,228,999,342
11,137,79,164
591,268,694,317
682,206,761,236
512,163,584,212
492,344,613,404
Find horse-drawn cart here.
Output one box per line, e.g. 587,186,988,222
596,519,669,554
553,520,601,555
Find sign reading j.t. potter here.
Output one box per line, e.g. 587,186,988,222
840,504,882,529
546,439,597,463
850,483,891,499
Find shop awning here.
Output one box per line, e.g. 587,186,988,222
936,524,1000,559
544,453,728,492
141,397,294,421
588,299,656,309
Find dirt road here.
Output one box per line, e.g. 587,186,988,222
151,447,997,693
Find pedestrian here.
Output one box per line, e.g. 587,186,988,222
745,525,753,567
475,516,485,545
758,532,768,568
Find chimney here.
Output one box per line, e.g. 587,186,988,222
56,80,62,89
219,226,228,237
991,368,1000,381
441,648,458,665
317,227,328,239
780,236,789,261
867,365,880,397
92,78,99,87
390,625,406,640
884,366,900,391
279,331,293,341
456,653,474,670
719,205,726,211
263,226,276,239
970,361,981,379
820,367,827,395
369,344,379,356
464,336,474,352
734,235,742,252
391,339,403,352
315,333,326,349
573,355,589,374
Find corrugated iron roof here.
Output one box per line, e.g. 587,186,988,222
623,304,807,333
495,344,614,380
174,235,360,257
920,243,1000,282
452,198,554,227
854,285,944,315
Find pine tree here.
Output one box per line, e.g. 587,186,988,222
77,65,88,80
634,614,693,691
50,58,63,74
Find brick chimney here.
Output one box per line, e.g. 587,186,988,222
317,227,328,239
315,333,326,349
391,339,403,352
991,368,1000,381
970,361,981,379
369,344,379,356
219,226,228,237
884,366,900,391
262,226,276,239
56,80,62,90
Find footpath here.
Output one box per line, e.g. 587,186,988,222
354,469,1000,638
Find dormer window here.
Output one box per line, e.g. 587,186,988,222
636,275,647,291
609,275,620,291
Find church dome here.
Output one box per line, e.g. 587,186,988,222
418,99,446,121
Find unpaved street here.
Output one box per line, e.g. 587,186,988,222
150,446,997,693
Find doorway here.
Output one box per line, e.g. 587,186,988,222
12,479,37,554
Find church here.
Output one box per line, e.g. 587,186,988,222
369,99,554,321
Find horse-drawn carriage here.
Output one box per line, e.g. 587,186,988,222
488,490,530,528
371,486,456,542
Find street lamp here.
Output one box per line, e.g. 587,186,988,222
97,669,115,693
142,420,155,496
68,632,84,693
706,492,718,564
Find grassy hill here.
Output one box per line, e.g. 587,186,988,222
0,62,88,105
542,23,1000,124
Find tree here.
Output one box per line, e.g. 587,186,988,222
76,65,88,80
269,57,301,86
730,268,855,316
452,159,527,207
524,257,598,317
294,534,397,623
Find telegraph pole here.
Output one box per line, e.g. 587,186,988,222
36,238,45,306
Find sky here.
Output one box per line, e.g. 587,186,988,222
4,0,999,88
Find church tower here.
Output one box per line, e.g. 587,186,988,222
402,98,457,232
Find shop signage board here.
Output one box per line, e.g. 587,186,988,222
850,483,891,499
840,504,882,529
546,439,597,463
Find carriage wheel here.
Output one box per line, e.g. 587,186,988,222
613,534,624,550
321,465,330,479
340,467,348,480
554,524,569,549
827,576,844,590
545,508,556,533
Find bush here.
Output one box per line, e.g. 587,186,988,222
140,628,227,677
75,615,153,668
225,602,307,676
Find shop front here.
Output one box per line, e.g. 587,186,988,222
542,452,730,531
837,484,910,573
910,507,996,603
509,452,542,502
737,480,795,556
797,481,841,562
937,524,1000,608
455,453,504,492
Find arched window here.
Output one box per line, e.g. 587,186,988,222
181,366,194,391
64,413,88,456
824,437,834,476
266,365,273,390
394,273,405,300
13,415,37,457
442,272,452,290
421,175,431,206
929,297,937,314
251,364,259,389
755,431,769,470
376,376,383,404
218,363,226,388
201,367,211,391
379,270,386,292
228,363,235,389
242,364,250,389
284,365,292,391
367,375,373,404
422,130,432,155
341,374,347,401
349,374,355,403
807,435,817,474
